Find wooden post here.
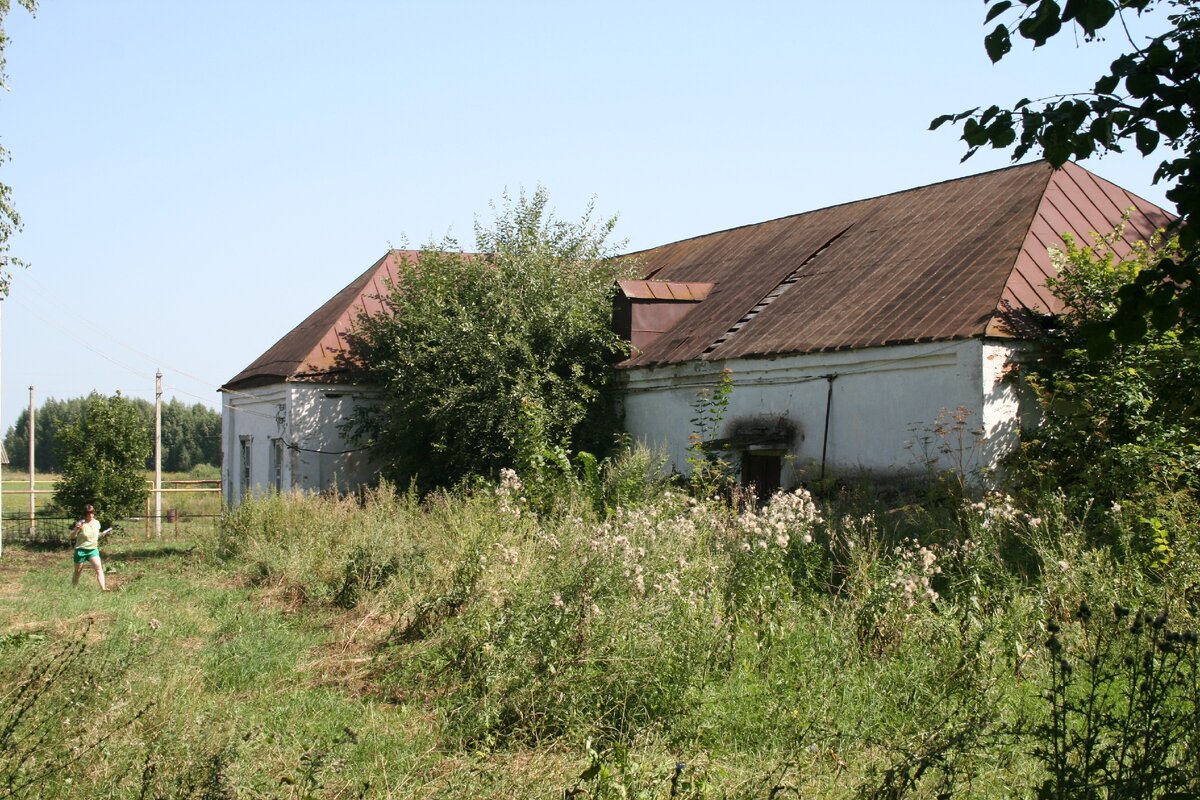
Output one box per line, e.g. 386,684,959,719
154,369,162,537
27,386,34,535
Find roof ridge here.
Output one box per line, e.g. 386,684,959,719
624,160,1053,259
984,163,1058,331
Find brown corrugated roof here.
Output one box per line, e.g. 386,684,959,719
617,280,714,301
619,161,1173,367
221,250,417,391
223,161,1175,389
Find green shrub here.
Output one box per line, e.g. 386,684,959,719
1009,226,1200,518
187,463,221,481
52,391,150,524
345,188,635,492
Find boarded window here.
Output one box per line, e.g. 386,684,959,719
741,453,781,500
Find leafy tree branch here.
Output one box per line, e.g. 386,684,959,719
0,0,35,295
938,0,1200,344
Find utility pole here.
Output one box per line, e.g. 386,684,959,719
155,369,162,537
27,385,33,535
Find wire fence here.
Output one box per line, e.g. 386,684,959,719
2,512,223,546
1,478,224,546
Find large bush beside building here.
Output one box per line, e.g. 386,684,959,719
1009,225,1200,546
346,188,634,491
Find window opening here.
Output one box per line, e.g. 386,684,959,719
239,436,252,500
271,438,284,492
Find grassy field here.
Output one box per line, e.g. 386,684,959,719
0,542,441,799
0,470,59,512
0,538,580,799
1,470,1197,798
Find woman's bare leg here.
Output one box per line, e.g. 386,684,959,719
88,555,107,591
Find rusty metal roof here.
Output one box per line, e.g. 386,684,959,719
222,250,417,391
619,161,1174,367
223,161,1175,389
617,280,714,301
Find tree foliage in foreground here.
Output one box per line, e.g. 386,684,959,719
1010,223,1200,512
0,0,36,295
935,0,1200,346
346,189,634,491
52,392,150,523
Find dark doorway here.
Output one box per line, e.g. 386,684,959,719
741,452,782,499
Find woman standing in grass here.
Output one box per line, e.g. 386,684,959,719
71,504,108,591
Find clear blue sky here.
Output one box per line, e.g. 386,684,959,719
0,1,1176,436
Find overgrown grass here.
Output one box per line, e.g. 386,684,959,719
2,465,1198,797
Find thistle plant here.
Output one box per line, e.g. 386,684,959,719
723,487,825,626
1036,601,1200,799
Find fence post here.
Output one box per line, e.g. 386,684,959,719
28,385,35,536
154,369,162,538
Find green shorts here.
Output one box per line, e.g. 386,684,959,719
73,548,100,565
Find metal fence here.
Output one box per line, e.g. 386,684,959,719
1,478,223,546
2,512,223,546
1,514,78,545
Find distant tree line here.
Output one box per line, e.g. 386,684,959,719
3,396,220,473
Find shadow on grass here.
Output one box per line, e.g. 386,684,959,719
10,539,195,562
9,539,74,553
107,544,196,562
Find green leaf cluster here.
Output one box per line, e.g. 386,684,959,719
0,0,36,295
345,188,635,491
939,0,1200,342
1009,224,1200,512
3,395,220,472
52,392,150,523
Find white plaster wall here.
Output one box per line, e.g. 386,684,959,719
620,339,1013,486
285,383,379,494
980,340,1032,478
221,384,286,506
221,382,378,506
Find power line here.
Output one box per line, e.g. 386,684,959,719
17,275,224,386
20,302,148,380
